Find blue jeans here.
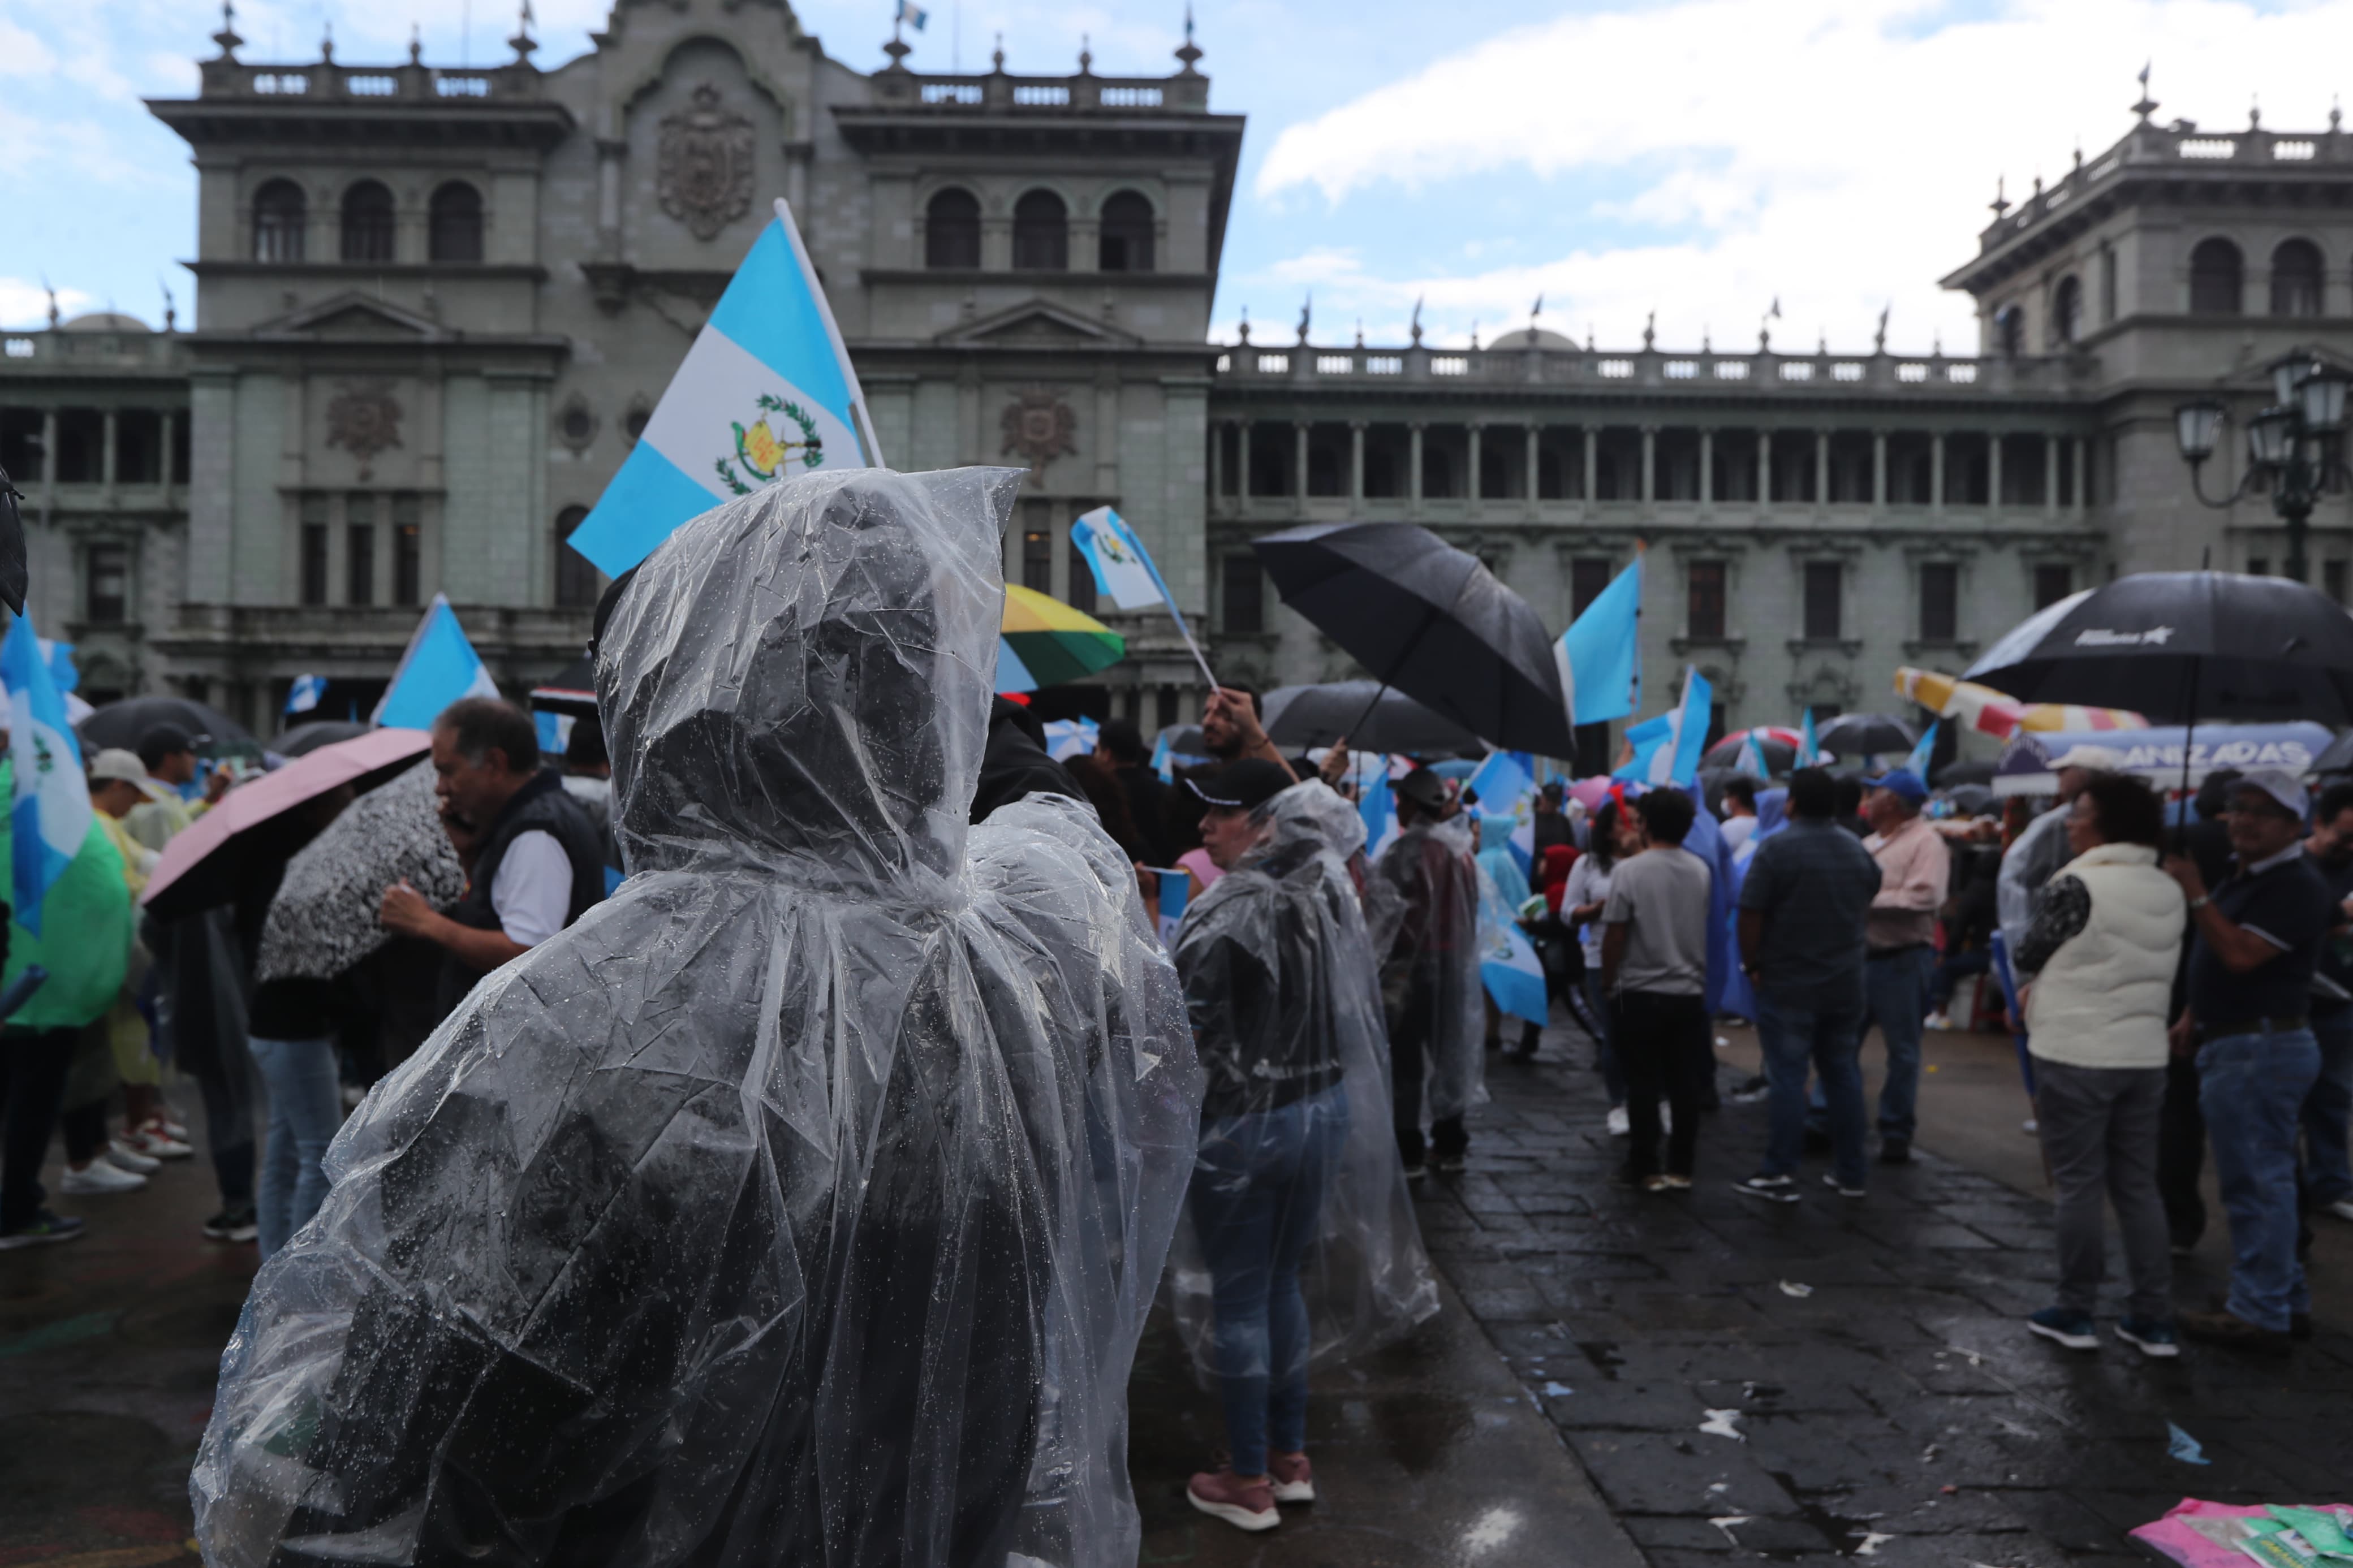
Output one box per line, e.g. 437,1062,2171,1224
1584,971,1626,1106
2303,1008,2353,1207
1756,991,1867,1190
2199,1026,2321,1331
249,1035,343,1262
1189,1083,1347,1476
1863,946,1934,1142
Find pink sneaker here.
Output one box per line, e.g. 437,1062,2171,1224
1187,1468,1279,1532
1268,1451,1315,1504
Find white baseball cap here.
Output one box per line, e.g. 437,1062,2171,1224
2231,768,2309,823
89,748,146,783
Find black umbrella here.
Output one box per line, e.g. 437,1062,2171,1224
0,464,27,614
1934,758,1998,787
1252,522,1576,757
1699,731,1797,777
1967,572,2353,821
531,655,598,719
2314,730,2353,776
1966,572,2353,723
1263,681,1482,755
271,720,369,758
1945,783,1996,815
1815,712,1917,758
79,696,262,758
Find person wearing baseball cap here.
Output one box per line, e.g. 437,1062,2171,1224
2164,768,2333,1353
1857,767,1949,1166
1372,767,1480,1177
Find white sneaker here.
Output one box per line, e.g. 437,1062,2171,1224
2328,1198,2353,1223
62,1160,147,1194
130,1123,194,1159
1606,1104,1630,1137
1923,1012,1953,1031
106,1141,162,1174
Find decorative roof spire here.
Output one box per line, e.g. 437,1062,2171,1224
990,31,1005,71
2248,94,2261,130
410,21,423,63
509,0,537,64
1078,33,1092,73
1409,296,1423,347
42,279,58,329
320,18,334,63
161,279,176,334
1990,174,2010,218
2333,95,2343,133
1175,3,1203,75
1469,321,1479,351
1355,318,1364,348
1641,310,1654,351
212,0,242,60
2132,61,2158,124
1237,305,1250,345
1296,292,1311,345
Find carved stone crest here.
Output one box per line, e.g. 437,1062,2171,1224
999,388,1077,485
325,381,403,478
659,81,755,241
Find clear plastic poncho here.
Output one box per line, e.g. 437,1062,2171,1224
1371,817,1486,1123
191,466,1204,1568
1164,783,1438,1378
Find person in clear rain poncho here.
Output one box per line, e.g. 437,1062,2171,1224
1165,764,1437,1533
1371,768,1485,1176
191,466,1203,1568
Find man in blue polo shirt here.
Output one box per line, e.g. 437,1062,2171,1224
2165,769,2333,1355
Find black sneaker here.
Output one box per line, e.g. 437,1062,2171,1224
1731,1174,1800,1204
0,1210,87,1250
1878,1137,1912,1165
202,1207,259,1243
1431,1148,1468,1173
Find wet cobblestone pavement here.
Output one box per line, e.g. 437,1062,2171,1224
1420,1025,2353,1568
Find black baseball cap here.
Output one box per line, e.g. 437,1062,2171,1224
1184,758,1292,813
137,723,204,770
1395,767,1447,812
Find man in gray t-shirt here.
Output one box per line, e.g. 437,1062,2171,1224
1601,789,1715,1187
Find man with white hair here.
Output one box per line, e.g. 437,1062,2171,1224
1998,745,2128,959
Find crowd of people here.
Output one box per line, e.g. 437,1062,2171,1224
3,466,2348,1565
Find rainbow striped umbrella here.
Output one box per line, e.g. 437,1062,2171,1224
997,585,1126,693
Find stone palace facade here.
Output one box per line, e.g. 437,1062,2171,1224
4,0,2351,758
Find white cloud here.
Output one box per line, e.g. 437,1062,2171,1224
1246,0,2353,353
0,18,57,76
0,278,94,329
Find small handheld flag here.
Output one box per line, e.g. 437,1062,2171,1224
1554,550,1641,727
1735,731,1769,779
569,199,881,577
285,673,327,716
1041,716,1099,762
3,609,93,936
1903,720,1938,780
1071,505,1218,690
372,595,499,730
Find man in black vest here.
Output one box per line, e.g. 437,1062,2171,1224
379,697,605,1018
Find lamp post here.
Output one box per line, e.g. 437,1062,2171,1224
2173,352,2352,584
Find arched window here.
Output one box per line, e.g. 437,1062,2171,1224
2270,239,2324,317
1012,189,1068,272
925,188,981,269
253,179,307,263
2053,275,2083,345
555,506,598,608
429,182,484,264
340,180,395,264
1098,189,1154,273
1995,303,2024,358
2189,237,2243,315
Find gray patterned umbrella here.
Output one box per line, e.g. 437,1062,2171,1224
253,760,463,984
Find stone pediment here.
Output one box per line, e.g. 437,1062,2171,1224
937,299,1144,349
251,293,450,342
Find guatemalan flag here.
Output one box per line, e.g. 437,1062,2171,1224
3,610,92,936
285,673,327,715
568,199,882,577
1467,748,1538,879
373,595,500,730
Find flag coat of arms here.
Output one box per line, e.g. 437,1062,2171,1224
568,199,881,578
3,610,93,935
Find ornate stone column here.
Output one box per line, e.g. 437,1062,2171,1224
1930,432,1946,513
1350,421,1366,506
1640,426,1656,505
1757,430,1772,515
1467,422,1483,508
1698,428,1714,509
1408,422,1425,518
1872,430,1887,508
1988,435,2003,511
1295,421,1311,517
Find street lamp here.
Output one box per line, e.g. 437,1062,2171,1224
2175,352,2353,584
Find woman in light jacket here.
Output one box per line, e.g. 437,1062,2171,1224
2013,772,2186,1358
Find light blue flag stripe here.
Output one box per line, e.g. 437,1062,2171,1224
706,221,857,430
1556,554,1641,726
574,443,731,578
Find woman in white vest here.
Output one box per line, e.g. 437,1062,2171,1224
2014,772,2187,1358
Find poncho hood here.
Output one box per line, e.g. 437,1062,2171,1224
600,465,1021,887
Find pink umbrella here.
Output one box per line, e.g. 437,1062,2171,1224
142,728,434,919
1567,776,1615,812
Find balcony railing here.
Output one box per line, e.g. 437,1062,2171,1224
197,59,541,103
869,69,1210,114
1976,120,2353,250
1212,342,2072,396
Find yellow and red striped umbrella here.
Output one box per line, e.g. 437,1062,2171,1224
1893,667,2146,740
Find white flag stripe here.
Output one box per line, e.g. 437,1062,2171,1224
640,326,861,500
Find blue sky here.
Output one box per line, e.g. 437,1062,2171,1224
5,0,2346,353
